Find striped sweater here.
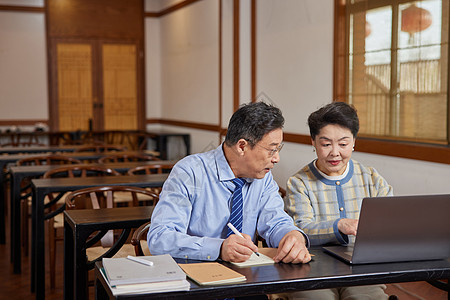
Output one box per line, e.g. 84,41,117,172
285,159,393,246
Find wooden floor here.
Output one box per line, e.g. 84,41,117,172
0,214,447,299
0,214,95,299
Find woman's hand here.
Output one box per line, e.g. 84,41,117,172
338,218,358,236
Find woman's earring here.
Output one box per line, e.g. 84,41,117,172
312,146,316,152
352,145,355,152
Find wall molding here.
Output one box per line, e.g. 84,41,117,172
0,5,44,13
144,0,202,18
0,120,48,126
146,118,220,132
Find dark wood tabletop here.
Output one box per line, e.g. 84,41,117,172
0,145,80,155
94,247,450,299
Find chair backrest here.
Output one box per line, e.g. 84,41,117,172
98,154,160,164
65,185,160,210
131,221,151,256
74,144,126,153
43,165,121,221
17,154,81,166
66,186,159,248
43,165,121,179
127,163,174,175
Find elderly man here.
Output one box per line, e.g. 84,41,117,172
148,102,310,265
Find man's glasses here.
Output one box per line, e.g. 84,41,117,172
254,143,284,157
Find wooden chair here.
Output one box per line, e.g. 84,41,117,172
74,144,126,153
16,155,81,256
43,165,121,289
0,132,46,147
126,163,174,203
126,163,175,175
98,153,160,163
64,186,159,281
131,221,151,256
16,154,81,166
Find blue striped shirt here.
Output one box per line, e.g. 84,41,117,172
148,144,305,260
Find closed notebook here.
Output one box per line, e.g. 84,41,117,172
102,254,186,286
99,268,190,296
179,262,246,285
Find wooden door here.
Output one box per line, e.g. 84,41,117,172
51,40,141,133
102,44,138,131
55,43,94,131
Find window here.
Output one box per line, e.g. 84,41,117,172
335,0,450,164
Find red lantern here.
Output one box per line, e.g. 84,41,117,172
365,21,372,38
401,4,432,35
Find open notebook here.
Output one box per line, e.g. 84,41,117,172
323,194,450,264
230,251,275,267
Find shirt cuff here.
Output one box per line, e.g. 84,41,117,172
199,237,224,261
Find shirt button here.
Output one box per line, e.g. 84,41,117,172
340,207,344,211
336,181,340,185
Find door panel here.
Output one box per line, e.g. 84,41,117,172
56,43,93,131
102,44,138,131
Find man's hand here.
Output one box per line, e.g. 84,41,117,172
337,218,358,236
273,230,311,264
220,233,259,262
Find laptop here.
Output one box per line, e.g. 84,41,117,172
322,194,450,264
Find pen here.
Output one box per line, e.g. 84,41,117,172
127,255,154,266
227,223,260,256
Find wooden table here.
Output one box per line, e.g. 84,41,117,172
0,146,79,244
0,145,80,155
145,130,190,160
0,130,76,146
0,150,157,245
94,248,450,299
8,160,175,274
31,174,168,300
64,207,154,300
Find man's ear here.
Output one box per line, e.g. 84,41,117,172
236,139,248,155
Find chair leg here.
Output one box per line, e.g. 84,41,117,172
21,199,29,256
48,219,56,290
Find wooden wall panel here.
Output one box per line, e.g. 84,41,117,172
46,0,144,39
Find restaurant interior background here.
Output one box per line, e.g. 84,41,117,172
0,0,449,196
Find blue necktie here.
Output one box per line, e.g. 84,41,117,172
227,178,246,237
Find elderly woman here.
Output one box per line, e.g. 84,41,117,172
284,102,393,299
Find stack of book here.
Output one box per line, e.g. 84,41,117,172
101,254,190,296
